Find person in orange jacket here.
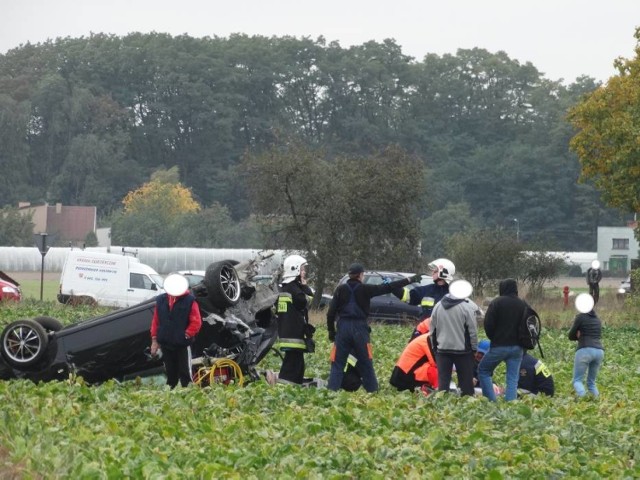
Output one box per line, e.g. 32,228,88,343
389,331,438,392
150,273,202,388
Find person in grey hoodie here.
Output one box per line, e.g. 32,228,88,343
430,283,478,396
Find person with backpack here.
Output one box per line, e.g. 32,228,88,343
478,278,528,401
326,263,421,392
586,260,603,304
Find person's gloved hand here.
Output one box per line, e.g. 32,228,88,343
304,323,316,338
410,273,423,284
328,328,336,342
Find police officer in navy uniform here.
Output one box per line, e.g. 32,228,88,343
276,255,315,385
327,263,421,392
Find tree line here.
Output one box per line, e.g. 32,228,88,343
0,32,631,258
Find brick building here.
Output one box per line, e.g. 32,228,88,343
18,202,97,247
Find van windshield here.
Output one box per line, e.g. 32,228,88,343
151,274,164,289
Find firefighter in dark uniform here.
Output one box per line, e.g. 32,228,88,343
327,263,421,392
276,255,315,385
395,258,455,340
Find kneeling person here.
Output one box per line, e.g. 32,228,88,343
390,332,438,391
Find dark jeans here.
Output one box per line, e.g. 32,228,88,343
162,345,192,388
589,284,600,304
436,352,475,396
328,320,378,392
279,350,305,384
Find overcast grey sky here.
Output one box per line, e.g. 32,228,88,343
1,0,638,83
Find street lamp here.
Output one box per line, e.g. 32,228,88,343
36,233,49,301
513,218,520,242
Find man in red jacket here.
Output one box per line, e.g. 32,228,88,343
150,273,202,388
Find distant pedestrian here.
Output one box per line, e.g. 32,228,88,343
478,278,527,401
326,263,421,392
586,260,602,304
569,293,604,398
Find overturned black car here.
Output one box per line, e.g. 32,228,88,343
0,254,281,385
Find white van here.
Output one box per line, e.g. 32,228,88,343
57,250,164,308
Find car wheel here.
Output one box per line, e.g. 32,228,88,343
1,319,50,369
204,261,241,309
33,316,63,332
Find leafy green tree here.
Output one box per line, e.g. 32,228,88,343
446,228,521,296
420,202,477,260
516,250,567,299
244,141,423,300
0,207,34,246
568,28,640,213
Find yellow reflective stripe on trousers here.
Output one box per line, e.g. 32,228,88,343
277,338,306,350
343,354,358,372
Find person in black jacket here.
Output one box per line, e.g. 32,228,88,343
569,293,604,397
326,263,421,392
586,260,603,304
478,278,527,401
276,255,315,385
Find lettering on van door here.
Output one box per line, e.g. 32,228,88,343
75,264,118,283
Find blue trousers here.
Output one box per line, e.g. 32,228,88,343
572,347,604,397
328,320,378,392
478,345,523,401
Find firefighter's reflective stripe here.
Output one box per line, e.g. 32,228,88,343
400,287,410,302
343,354,358,372
305,294,313,305
277,293,293,313
534,360,552,377
277,338,306,350
420,297,435,308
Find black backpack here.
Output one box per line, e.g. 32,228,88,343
519,304,544,358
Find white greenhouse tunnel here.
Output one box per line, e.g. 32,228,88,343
0,246,285,275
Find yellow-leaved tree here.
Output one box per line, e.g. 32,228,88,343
123,166,200,216
112,166,201,246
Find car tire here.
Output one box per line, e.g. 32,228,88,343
1,319,50,369
204,261,241,309
33,316,63,332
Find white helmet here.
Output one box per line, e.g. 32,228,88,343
428,258,456,284
282,255,307,283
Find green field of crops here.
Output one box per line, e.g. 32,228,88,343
0,301,639,478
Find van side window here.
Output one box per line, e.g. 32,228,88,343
130,273,146,289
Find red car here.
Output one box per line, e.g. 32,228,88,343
0,272,21,302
